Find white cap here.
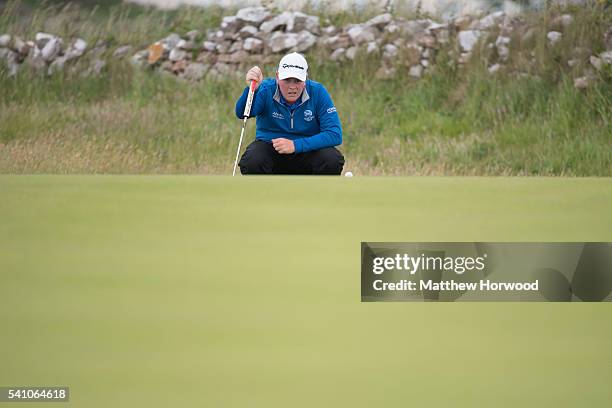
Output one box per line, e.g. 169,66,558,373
277,52,308,82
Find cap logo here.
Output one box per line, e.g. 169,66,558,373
282,64,304,70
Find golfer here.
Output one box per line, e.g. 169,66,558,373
235,52,345,175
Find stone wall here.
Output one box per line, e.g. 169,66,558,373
1,6,611,88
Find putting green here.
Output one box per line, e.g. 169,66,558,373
1,175,611,407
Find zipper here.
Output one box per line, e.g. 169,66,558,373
290,111,294,129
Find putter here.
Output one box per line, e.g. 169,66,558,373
232,80,256,176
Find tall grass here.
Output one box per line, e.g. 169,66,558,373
0,0,610,175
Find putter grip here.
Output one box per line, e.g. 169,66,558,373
243,80,256,119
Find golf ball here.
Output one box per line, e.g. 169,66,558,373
345,171,353,177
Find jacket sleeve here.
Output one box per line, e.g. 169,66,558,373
292,85,342,153
235,84,266,119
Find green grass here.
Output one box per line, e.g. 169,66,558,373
0,2,611,175
1,175,611,407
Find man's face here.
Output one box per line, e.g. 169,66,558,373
276,74,305,104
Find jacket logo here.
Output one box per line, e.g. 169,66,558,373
327,107,337,114
304,110,313,122
272,111,285,120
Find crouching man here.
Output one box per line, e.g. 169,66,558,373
235,52,345,175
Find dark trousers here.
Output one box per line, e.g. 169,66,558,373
239,140,345,175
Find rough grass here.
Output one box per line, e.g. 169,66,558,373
0,0,611,175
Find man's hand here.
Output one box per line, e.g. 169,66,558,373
272,138,295,154
246,66,263,91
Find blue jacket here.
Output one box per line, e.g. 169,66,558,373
235,78,342,153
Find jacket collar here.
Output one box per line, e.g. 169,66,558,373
273,81,310,105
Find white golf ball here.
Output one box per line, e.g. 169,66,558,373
344,171,353,177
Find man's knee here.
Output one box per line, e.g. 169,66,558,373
239,141,275,174
308,147,345,175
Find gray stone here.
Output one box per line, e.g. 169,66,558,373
177,39,196,50
238,25,258,39
345,46,359,60
427,21,448,32
268,32,298,53
183,62,208,81
366,13,392,29
458,30,481,52
458,52,471,64
322,26,338,36
41,37,62,62
600,51,612,65
202,41,217,52
169,48,187,62
2,49,19,76
496,36,511,61
196,51,215,64
236,7,270,26
454,16,473,31
418,34,436,49
409,65,423,78
488,63,501,74
547,31,562,45
385,23,400,36
324,35,351,50
72,38,87,55
574,76,590,89
113,45,133,59
473,11,505,30
403,44,422,66
215,41,231,54
221,16,244,33
294,30,316,52
90,40,108,56
83,59,106,77
35,32,54,49
553,14,573,29
243,37,263,53
497,45,509,61
330,47,345,61
382,43,398,59
260,11,293,33
292,12,319,34
366,41,379,54
48,55,67,75
398,20,427,39
186,30,200,42
228,41,243,53
347,24,377,45
228,50,249,64
375,64,395,79
567,59,580,67
163,33,182,50
421,59,429,67
0,34,11,48
571,46,591,59
589,55,603,71
130,50,149,67
435,28,450,44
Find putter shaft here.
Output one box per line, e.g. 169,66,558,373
232,80,256,176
